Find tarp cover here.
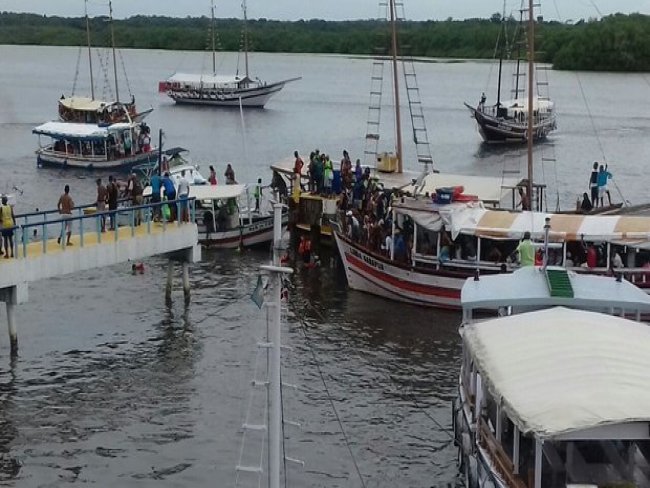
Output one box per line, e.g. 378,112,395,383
463,307,650,438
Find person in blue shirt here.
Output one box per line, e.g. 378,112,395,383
150,172,162,220
161,172,176,221
597,164,613,207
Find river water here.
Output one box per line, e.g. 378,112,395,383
0,45,649,486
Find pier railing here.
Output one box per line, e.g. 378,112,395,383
4,198,196,260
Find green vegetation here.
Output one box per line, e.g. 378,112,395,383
1,11,649,71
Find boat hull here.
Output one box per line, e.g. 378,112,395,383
333,232,466,309
167,81,288,108
465,104,556,144
199,213,287,249
36,150,158,171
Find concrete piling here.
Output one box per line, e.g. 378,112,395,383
165,260,174,306
182,261,190,306
6,302,17,355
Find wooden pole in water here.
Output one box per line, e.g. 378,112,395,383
165,260,174,305
182,261,190,305
6,302,17,354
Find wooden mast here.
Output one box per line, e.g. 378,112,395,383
108,0,119,102
242,0,250,79
84,0,95,100
211,0,216,74
526,0,534,208
389,0,403,173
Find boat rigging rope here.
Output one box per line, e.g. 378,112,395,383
117,50,133,98
295,317,368,488
294,292,455,477
71,46,83,96
551,0,628,206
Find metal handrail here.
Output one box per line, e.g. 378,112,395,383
4,198,196,260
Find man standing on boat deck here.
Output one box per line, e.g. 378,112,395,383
57,185,74,246
513,231,535,267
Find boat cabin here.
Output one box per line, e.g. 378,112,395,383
33,121,153,166
58,96,139,124
457,268,650,488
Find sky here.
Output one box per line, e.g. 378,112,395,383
1,0,649,22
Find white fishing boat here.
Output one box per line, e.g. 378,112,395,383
454,265,650,487
33,121,157,171
158,0,300,108
464,0,556,143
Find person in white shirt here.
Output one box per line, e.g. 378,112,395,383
177,170,191,222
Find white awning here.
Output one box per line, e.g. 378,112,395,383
463,307,650,438
144,183,246,200
166,72,247,86
59,96,110,111
402,172,522,205
32,121,108,139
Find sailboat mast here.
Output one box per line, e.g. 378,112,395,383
108,0,120,102
526,0,534,206
84,0,95,100
211,0,216,74
389,0,403,173
496,1,506,107
242,0,250,79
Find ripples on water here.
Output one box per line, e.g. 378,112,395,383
3,45,648,486
0,246,462,486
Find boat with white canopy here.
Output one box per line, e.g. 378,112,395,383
33,121,157,171
158,1,299,108
144,183,285,249
454,266,650,487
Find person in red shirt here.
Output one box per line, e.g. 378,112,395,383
586,244,597,268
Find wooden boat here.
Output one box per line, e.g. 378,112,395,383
334,198,650,309
60,0,152,124
158,0,300,108
454,266,650,487
464,1,556,143
33,121,157,171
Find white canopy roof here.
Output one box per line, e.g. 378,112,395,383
144,183,246,200
461,266,650,313
166,72,246,86
59,96,111,111
33,121,135,139
463,307,650,438
402,172,522,205
394,202,650,246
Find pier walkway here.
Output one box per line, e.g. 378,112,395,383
0,198,201,351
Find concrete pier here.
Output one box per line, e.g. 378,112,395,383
0,200,201,351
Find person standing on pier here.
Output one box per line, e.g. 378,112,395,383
96,178,108,232
57,185,74,246
0,195,15,258
107,176,119,230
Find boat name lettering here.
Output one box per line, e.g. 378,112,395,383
350,248,384,270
